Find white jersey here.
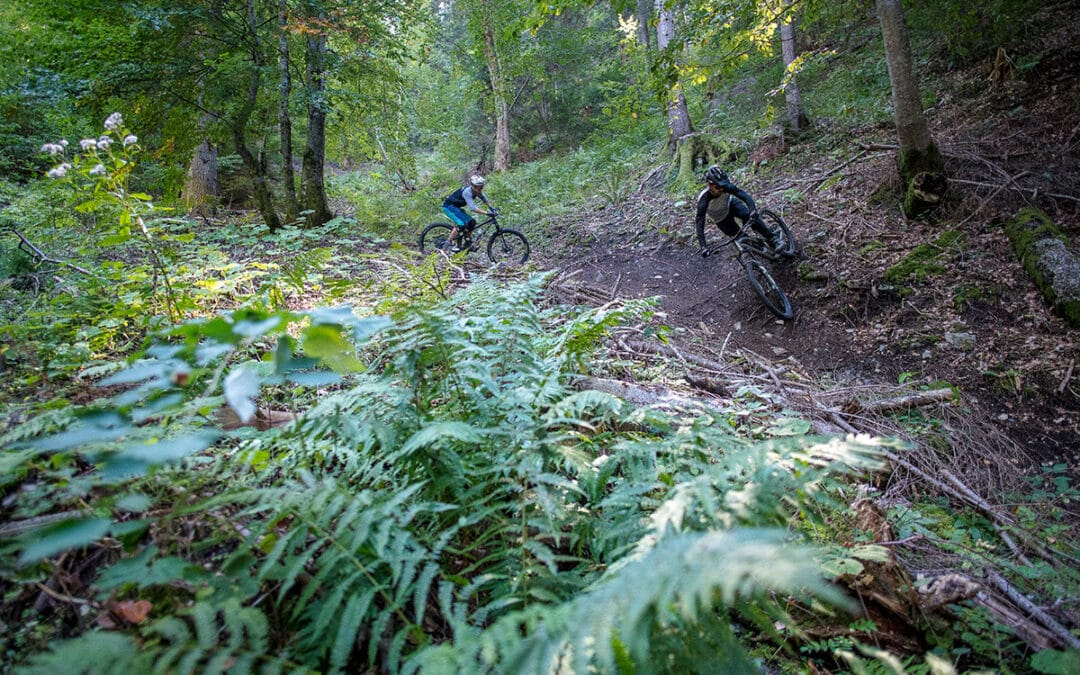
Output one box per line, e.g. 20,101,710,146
697,188,731,223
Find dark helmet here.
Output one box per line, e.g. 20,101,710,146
704,165,728,185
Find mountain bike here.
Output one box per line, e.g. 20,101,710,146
701,209,796,320
419,210,530,265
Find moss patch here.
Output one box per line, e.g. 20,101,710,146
883,230,964,286
953,283,999,313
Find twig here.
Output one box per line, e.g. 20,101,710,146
954,171,1030,227
0,510,92,538
876,534,925,547
986,571,1080,650
845,388,954,414
948,178,1080,203
36,582,91,606
10,228,99,278
1058,359,1074,394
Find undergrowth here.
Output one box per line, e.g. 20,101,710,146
1,274,899,673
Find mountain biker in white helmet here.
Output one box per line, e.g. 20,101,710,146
696,165,781,256
442,174,494,252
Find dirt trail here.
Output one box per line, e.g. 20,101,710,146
535,151,1079,470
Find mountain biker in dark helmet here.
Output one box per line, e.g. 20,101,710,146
696,165,781,257
442,174,494,252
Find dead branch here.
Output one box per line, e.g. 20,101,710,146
10,228,99,278
0,510,92,538
986,571,1080,650
575,376,715,410
844,387,954,414
948,178,1080,203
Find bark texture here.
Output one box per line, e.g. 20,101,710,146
635,0,652,48
656,1,693,149
780,8,809,131
483,23,512,172
235,0,281,231
877,0,945,217
278,0,299,224
183,133,218,217
301,17,332,227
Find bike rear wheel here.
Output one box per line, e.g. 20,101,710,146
745,259,793,320
487,229,530,264
760,209,796,258
419,223,455,254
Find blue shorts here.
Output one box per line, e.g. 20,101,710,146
442,205,475,229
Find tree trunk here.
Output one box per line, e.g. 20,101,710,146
301,11,332,227
877,0,945,217
780,5,809,131
278,0,299,224
635,0,652,48
235,0,281,231
483,23,511,172
184,116,218,217
656,1,692,150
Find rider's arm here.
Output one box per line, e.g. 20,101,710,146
695,190,711,250
463,187,489,214
729,184,758,219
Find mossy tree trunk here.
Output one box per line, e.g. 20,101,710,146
674,133,732,185
277,0,299,225
780,2,809,132
656,1,693,151
301,8,332,228
482,22,512,173
184,122,218,218
1004,209,1080,327
235,0,281,232
877,0,945,218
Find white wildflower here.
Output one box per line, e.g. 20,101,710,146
97,136,112,150
80,138,97,151
60,139,69,147
104,112,123,130
123,135,138,147
40,143,64,155
89,164,106,177
47,162,71,179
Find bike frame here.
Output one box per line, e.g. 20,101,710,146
459,212,503,251
704,216,794,320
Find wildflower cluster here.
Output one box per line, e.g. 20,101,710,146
40,112,179,320
41,112,140,191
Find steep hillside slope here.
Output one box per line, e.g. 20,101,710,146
535,4,1080,471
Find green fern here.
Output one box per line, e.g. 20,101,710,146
407,530,847,673
16,600,296,675
8,276,887,672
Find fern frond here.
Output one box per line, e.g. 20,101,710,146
409,529,845,674
18,601,292,675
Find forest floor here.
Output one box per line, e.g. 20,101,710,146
522,25,1080,485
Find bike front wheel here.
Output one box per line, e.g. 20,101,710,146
745,259,793,320
487,229,530,265
760,209,796,258
419,223,455,254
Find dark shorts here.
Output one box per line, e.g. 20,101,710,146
442,205,475,229
715,199,752,237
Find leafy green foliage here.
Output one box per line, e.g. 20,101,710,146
2,274,889,671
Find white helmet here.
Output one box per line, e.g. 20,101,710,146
469,174,486,187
